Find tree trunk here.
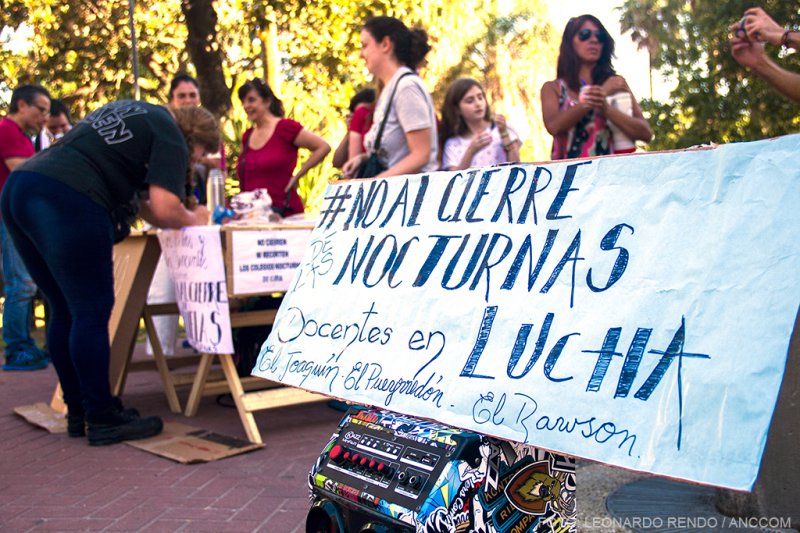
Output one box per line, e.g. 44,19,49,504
181,0,230,117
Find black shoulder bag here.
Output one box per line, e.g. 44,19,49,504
356,72,413,179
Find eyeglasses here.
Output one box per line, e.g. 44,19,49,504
577,28,606,42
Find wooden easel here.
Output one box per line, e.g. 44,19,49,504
180,306,324,445
135,227,324,444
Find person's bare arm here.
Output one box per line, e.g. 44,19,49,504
541,80,593,136
731,32,800,103
347,131,366,161
742,7,796,48
287,128,331,192
141,185,208,228
600,78,653,142
377,128,432,178
332,133,349,169
496,114,521,163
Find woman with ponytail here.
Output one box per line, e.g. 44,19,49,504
342,16,438,178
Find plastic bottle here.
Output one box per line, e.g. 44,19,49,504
206,168,225,224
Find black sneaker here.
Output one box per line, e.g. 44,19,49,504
66,398,140,438
86,407,162,446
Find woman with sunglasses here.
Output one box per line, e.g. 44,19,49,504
541,15,652,160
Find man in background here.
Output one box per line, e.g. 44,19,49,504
34,99,73,152
0,84,51,371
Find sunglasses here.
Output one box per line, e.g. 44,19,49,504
577,28,606,42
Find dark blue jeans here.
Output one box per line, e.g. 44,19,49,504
1,171,116,415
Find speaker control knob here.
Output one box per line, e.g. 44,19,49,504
329,445,345,463
377,463,394,477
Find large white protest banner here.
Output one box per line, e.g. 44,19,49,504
159,226,234,354
252,135,800,490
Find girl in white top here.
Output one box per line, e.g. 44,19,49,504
439,78,521,171
343,16,438,178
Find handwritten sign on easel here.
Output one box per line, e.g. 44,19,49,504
252,135,800,490
158,226,233,354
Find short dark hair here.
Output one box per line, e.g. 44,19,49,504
237,78,284,117
363,16,431,71
169,73,200,99
556,15,616,93
10,84,51,113
349,88,376,112
49,99,72,123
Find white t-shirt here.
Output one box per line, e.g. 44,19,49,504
364,66,438,173
442,124,520,170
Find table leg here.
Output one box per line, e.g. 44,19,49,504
184,352,215,417
142,309,182,413
50,383,67,414
218,353,263,445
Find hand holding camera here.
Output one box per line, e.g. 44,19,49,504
733,8,783,45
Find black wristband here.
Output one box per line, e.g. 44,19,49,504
781,29,794,49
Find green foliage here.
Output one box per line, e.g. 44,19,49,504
2,0,560,211
620,0,800,149
0,0,186,116
429,2,557,162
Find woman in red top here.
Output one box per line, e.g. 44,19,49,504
237,79,330,215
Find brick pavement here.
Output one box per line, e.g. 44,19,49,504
0,344,343,532
1,343,658,533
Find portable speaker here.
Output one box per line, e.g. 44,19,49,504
306,408,577,532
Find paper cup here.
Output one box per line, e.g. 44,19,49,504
606,92,635,152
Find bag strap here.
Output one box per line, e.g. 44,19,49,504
373,71,414,152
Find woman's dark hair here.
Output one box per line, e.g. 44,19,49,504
556,14,616,93
363,16,431,70
169,73,199,99
349,88,376,112
238,78,284,117
439,78,491,155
